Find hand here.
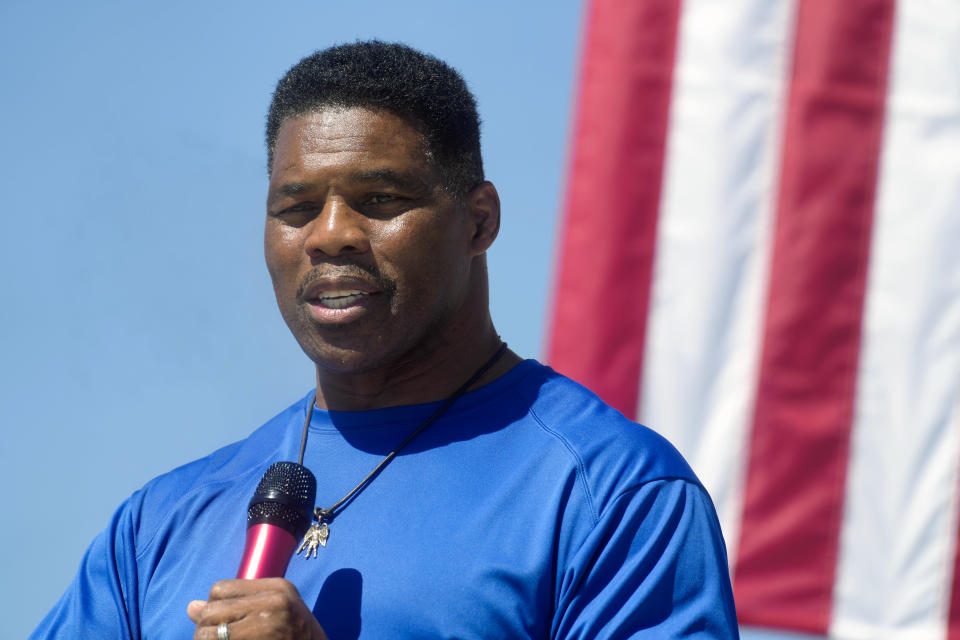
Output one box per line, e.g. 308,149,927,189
187,578,329,640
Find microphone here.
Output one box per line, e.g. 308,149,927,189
237,461,317,579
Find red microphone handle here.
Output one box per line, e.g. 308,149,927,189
236,523,300,579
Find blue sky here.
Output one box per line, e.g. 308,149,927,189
1,1,807,637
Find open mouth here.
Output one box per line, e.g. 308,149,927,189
313,290,371,309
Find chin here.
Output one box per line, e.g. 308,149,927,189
288,309,452,377
301,339,395,375
283,313,380,373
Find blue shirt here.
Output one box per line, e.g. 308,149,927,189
31,361,738,638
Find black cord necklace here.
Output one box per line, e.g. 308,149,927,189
295,342,508,557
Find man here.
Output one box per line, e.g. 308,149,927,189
31,41,738,639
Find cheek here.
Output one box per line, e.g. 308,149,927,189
264,225,301,284
371,220,449,283
375,210,467,259
379,227,471,307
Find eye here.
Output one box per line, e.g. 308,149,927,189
268,202,319,227
365,193,399,204
357,193,415,217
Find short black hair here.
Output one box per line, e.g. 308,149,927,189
266,41,484,196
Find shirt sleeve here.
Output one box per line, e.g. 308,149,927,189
29,499,141,639
552,478,739,639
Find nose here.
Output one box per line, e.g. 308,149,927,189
304,197,371,258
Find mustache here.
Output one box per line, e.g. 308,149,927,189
295,262,395,299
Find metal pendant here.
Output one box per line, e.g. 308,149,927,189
297,522,329,558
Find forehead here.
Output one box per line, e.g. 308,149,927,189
270,107,432,178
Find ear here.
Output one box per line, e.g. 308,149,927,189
465,181,501,256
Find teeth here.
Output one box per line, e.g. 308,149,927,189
315,290,368,309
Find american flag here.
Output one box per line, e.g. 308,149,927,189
548,0,960,637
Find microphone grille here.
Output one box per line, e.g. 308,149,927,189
247,462,317,536
247,501,307,530
254,461,316,504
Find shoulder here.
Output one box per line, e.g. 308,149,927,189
502,365,738,636
505,361,701,515
121,393,312,548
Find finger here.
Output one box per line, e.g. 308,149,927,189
187,599,207,623
197,604,323,640
192,586,328,640
195,617,268,640
192,596,256,629
193,619,235,640
206,577,295,602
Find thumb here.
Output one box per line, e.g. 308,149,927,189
186,599,207,623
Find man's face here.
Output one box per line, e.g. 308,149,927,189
264,107,479,374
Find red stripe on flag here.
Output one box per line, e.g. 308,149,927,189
546,0,681,418
733,1,895,633
948,418,960,640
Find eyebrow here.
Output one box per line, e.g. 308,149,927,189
351,168,432,192
273,169,432,200
276,182,312,197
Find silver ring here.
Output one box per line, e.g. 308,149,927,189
217,621,230,640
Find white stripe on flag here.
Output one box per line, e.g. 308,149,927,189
637,0,797,568
830,2,960,637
